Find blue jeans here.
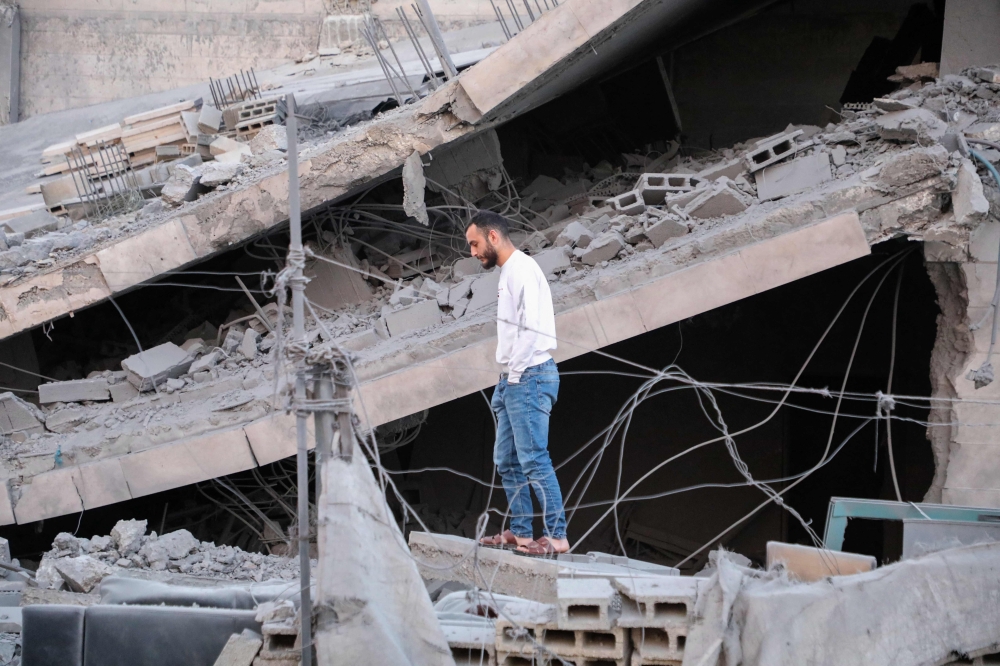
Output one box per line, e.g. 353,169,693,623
491,359,567,540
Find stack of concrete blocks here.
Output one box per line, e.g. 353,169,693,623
253,600,301,666
613,576,698,666
442,618,497,666
225,96,285,138
633,174,702,205
489,574,699,666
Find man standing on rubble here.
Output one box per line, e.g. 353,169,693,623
465,210,570,557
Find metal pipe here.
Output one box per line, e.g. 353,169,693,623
413,0,457,78
287,93,313,666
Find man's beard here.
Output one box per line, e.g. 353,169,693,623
479,240,499,269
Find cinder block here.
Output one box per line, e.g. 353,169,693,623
755,151,832,201
557,578,619,630
683,185,747,219
697,158,746,182
382,299,442,337
2,209,62,237
612,577,698,629
608,191,645,216
38,378,111,404
532,246,571,277
645,217,688,249
744,129,805,172
198,105,223,134
765,541,876,582
631,627,685,663
636,174,701,205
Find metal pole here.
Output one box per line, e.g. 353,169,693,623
413,0,458,78
287,93,313,666
315,369,334,502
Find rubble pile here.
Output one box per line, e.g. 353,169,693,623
34,519,302,592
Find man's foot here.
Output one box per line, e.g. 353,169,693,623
515,536,570,558
479,530,534,550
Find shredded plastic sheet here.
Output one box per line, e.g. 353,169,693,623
314,450,453,665
684,544,1000,666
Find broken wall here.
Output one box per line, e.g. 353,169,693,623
15,0,327,118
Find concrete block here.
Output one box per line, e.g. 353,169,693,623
608,191,645,216
580,231,625,265
0,392,44,434
213,629,262,666
557,578,619,630
645,217,688,249
53,555,113,593
198,105,223,134
383,299,442,337
555,221,594,248
875,144,948,188
121,342,194,392
2,209,61,238
200,162,243,188
832,145,847,166
765,541,876,582
745,130,805,172
210,136,244,156
240,329,260,359
631,626,684,664
683,184,748,219
875,108,948,143
465,271,501,314
636,173,701,205
532,246,571,277
38,377,110,404
755,152,832,201
40,174,79,209
612,576,698,628
109,381,139,403
160,165,201,207
44,407,87,433
249,125,287,155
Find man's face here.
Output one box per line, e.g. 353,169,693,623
466,224,499,269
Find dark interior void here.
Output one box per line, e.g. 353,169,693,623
497,0,944,176
387,239,938,570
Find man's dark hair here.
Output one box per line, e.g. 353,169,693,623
467,210,510,240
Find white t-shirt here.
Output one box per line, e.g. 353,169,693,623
496,250,557,382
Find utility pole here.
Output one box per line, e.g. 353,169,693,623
286,93,313,666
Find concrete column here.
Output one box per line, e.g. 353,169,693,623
941,0,1000,75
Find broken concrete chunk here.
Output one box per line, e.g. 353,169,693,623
955,158,991,226
873,97,917,112
240,329,261,359
683,180,749,219
213,629,263,666
340,329,380,352
580,231,625,265
199,162,243,188
875,108,948,144
696,158,746,183
109,382,139,403
248,125,288,155
180,337,206,355
38,378,110,404
111,519,147,556
388,285,422,307
402,150,429,226
154,529,199,560
209,136,244,156
531,246,571,277
382,299,442,337
645,217,689,248
972,65,1000,84
831,146,847,166
451,256,483,279
44,407,88,434
755,152,832,201
160,165,202,206
465,271,501,314
0,393,44,435
215,147,251,164
555,221,594,248
189,350,224,374
35,559,65,591
222,329,243,354
121,342,194,392
53,555,113,593
1,209,61,238
965,122,1000,143
875,144,948,188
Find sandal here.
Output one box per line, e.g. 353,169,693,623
479,530,519,550
514,537,564,559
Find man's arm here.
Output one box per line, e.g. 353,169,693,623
505,267,542,383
